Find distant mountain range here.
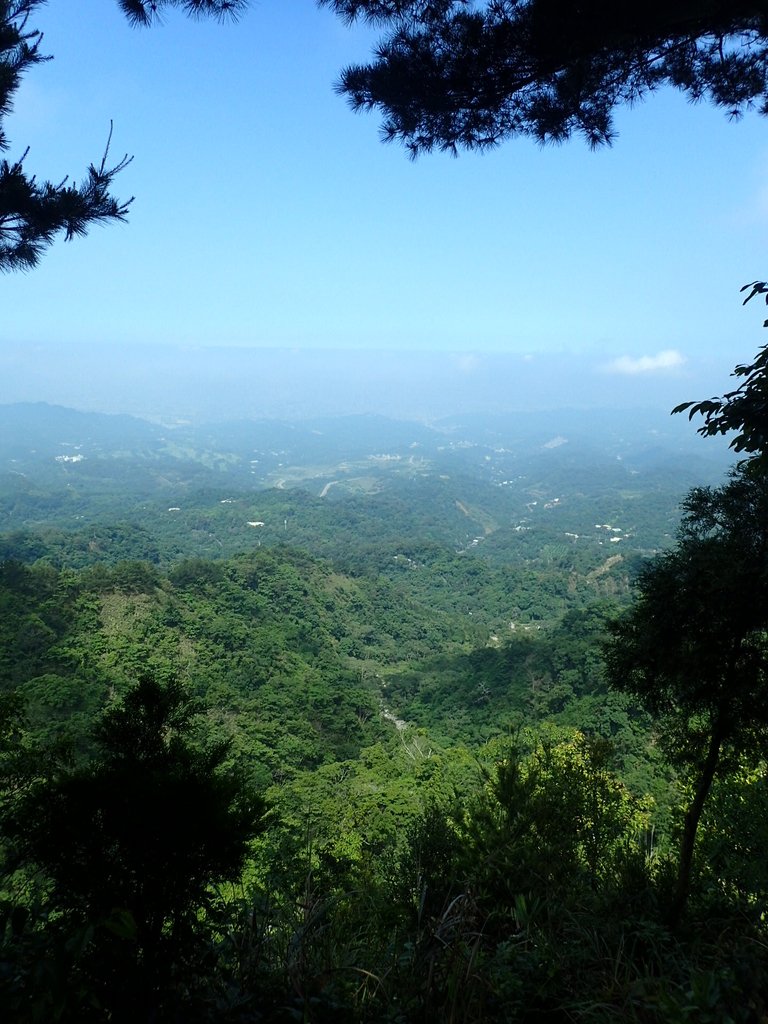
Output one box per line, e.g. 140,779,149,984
0,402,733,494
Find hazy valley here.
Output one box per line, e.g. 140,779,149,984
3,399,764,1024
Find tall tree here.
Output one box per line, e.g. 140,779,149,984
321,0,768,155
0,1,246,272
604,470,768,925
4,675,262,1020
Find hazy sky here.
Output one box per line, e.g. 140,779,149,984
2,1,768,415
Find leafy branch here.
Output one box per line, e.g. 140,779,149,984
672,282,768,473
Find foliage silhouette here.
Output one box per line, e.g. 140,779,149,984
0,1,244,271
674,282,768,474
4,674,262,1021
321,0,768,155
605,468,768,925
7,0,768,270
117,0,248,25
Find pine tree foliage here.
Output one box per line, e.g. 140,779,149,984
0,2,134,271
117,0,248,27
0,1,247,272
0,137,135,273
320,0,768,155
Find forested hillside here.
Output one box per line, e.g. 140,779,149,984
2,405,767,1022
4,0,768,1016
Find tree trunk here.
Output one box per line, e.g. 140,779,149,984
668,717,725,928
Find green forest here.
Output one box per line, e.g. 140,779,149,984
2,391,768,1023
5,1,768,1020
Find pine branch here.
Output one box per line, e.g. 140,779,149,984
0,126,134,272
322,1,768,155
116,0,249,27
0,0,249,271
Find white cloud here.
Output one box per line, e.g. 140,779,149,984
453,354,480,373
602,349,686,375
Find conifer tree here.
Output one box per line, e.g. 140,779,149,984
4,675,262,1020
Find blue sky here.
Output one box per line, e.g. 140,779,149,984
2,0,768,416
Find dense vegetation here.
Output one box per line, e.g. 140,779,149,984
2,405,767,1021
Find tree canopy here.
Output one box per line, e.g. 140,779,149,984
321,0,768,155
604,469,768,922
3,674,261,1019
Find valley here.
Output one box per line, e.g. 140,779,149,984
3,401,764,1023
